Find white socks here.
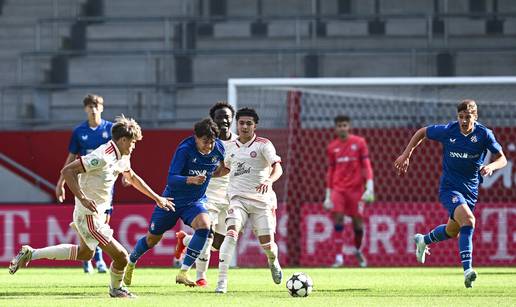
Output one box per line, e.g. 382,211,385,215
218,230,238,282
261,241,279,265
196,237,213,280
110,262,125,289
31,244,78,261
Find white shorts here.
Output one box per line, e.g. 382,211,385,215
226,196,276,236
205,202,228,235
72,209,113,251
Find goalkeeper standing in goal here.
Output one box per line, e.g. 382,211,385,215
323,115,374,268
394,100,507,288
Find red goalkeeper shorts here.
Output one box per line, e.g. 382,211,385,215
330,189,364,218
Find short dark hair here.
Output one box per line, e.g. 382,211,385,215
209,101,235,119
194,118,220,139
457,99,478,114
236,107,259,124
83,94,103,107
334,115,351,124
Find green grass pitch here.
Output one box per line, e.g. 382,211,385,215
2,267,515,306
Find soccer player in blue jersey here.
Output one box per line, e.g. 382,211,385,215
124,118,226,287
394,100,507,288
55,94,112,273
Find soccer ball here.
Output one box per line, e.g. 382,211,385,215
286,272,313,297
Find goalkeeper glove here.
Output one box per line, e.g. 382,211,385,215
361,179,375,203
323,188,334,210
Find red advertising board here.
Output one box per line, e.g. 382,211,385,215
1,202,515,267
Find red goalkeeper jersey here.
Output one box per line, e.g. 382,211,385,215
326,134,373,191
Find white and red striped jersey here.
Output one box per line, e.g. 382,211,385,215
75,140,130,214
205,132,238,205
225,134,281,207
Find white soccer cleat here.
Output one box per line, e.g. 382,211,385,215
269,260,283,285
464,269,477,288
332,254,344,268
414,234,430,264
109,286,137,298
9,245,34,275
123,262,135,286
215,279,227,294
355,251,367,268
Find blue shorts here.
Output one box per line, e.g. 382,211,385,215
439,190,475,219
148,200,208,235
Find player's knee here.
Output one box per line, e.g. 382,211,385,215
334,224,344,233
112,249,129,267
77,247,95,260
463,216,475,228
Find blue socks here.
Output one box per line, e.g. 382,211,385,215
459,225,474,271
93,246,103,263
182,228,210,269
424,224,451,245
129,236,150,264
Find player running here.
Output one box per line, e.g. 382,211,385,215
124,118,226,287
9,115,174,298
215,107,283,294
394,100,507,288
174,101,237,287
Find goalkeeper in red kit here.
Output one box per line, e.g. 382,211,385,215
323,115,374,267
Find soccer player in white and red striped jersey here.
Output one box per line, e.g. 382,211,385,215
323,115,374,268
215,107,283,294
8,115,174,298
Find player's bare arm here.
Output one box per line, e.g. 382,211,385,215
394,127,427,175
55,152,77,202
122,170,175,211
256,162,283,194
480,152,507,176
212,163,230,178
186,175,207,185
61,159,98,214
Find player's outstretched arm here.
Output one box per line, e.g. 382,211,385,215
480,152,507,176
394,127,427,176
122,170,175,211
61,159,98,213
55,152,77,203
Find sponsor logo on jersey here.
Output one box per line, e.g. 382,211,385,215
250,151,257,158
81,135,88,141
189,169,207,176
449,138,456,144
102,131,109,139
234,162,251,177
449,152,480,159
470,135,477,143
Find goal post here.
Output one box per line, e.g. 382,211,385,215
228,77,516,266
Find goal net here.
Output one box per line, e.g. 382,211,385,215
229,77,516,267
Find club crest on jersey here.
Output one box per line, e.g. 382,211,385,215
81,135,88,141
212,156,218,163
470,135,477,143
102,131,109,139
452,196,459,203
351,144,357,151
250,151,257,158
91,159,99,166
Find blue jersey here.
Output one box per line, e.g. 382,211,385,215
163,136,225,206
68,119,113,156
426,121,502,202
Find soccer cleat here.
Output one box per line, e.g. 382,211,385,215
196,278,208,287
109,286,137,298
96,261,108,273
83,261,93,273
464,269,478,288
269,260,283,285
355,251,368,268
123,262,135,286
215,280,227,294
9,245,34,275
414,234,430,264
175,270,196,287
332,254,344,268
174,231,187,259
